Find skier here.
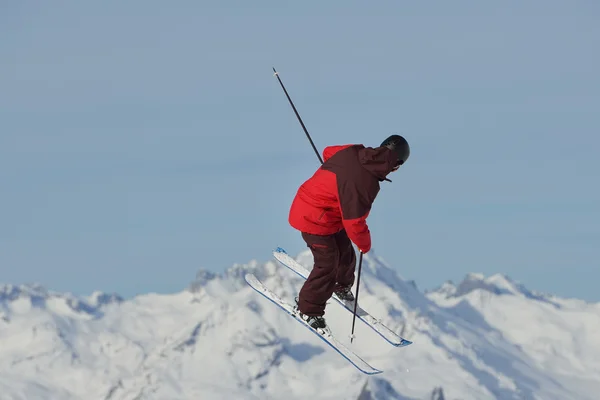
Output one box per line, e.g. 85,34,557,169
288,134,410,330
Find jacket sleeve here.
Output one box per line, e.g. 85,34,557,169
337,178,377,253
341,211,371,253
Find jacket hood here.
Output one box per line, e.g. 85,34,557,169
357,146,397,181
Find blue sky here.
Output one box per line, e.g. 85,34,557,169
2,1,599,301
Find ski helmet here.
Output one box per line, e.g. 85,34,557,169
381,134,410,168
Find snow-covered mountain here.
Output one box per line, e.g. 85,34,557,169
1,249,599,400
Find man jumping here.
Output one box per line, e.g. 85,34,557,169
288,134,410,330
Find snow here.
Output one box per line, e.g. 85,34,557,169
1,249,599,399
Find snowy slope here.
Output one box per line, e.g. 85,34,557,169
0,250,599,400
426,273,600,398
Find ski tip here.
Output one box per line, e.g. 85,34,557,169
273,246,287,254
360,365,384,375
244,273,257,285
396,339,413,347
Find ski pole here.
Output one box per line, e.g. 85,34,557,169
273,68,366,343
350,251,364,344
273,67,366,343
272,67,324,164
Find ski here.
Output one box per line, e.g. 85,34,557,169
272,247,413,348
244,273,383,375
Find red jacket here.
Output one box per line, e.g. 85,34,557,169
288,144,397,253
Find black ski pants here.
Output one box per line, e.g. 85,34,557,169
297,229,357,316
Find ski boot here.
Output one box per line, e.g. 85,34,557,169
300,313,327,331
294,298,329,334
334,285,355,302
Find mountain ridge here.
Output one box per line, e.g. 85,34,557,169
1,248,599,399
